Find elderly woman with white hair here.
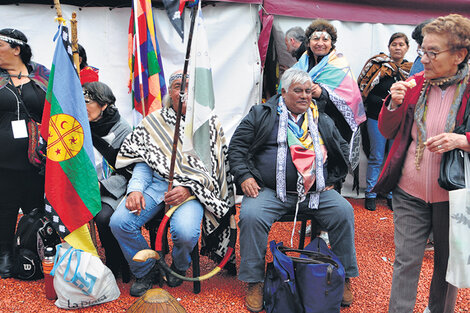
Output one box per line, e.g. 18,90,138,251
374,14,470,313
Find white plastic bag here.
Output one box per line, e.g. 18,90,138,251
50,243,120,309
446,152,470,288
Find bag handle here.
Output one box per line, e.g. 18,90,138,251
50,244,74,277
277,246,339,268
63,249,82,283
464,151,470,190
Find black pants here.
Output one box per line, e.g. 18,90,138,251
94,202,126,270
0,168,44,248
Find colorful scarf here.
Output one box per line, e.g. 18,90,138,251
116,106,236,266
293,49,366,132
276,97,325,209
357,52,412,100
414,63,470,169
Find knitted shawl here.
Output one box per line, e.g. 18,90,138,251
358,52,412,100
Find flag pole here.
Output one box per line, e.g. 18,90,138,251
132,0,146,117
165,3,198,212
53,0,62,20
70,12,81,78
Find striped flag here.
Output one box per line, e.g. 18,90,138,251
41,25,99,255
182,1,215,172
129,0,167,124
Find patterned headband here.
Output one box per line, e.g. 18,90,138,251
310,31,331,40
169,72,189,87
0,35,25,46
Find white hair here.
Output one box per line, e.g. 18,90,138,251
280,68,312,91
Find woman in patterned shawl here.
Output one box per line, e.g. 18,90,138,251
358,32,412,211
292,19,366,192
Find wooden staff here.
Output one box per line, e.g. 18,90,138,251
165,3,198,212
54,0,62,19
70,12,80,77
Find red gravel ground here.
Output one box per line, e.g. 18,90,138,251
0,198,469,312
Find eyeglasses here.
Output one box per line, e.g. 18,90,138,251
417,48,453,60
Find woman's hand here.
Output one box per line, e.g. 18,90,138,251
164,186,192,206
426,133,470,153
241,177,260,198
312,83,322,99
126,191,145,215
389,81,409,110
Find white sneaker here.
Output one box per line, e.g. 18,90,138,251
423,306,430,313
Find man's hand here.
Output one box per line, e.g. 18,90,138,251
241,177,260,198
126,191,145,215
164,186,192,206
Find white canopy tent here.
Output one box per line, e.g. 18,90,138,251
2,1,467,195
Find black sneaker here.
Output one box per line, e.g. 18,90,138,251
365,198,376,211
129,262,159,297
166,262,186,288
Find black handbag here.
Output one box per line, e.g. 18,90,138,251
438,100,470,191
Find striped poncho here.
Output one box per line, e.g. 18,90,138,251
117,106,236,266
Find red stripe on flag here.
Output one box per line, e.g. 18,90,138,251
45,160,94,233
41,99,52,140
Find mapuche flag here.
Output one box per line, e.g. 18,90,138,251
41,25,100,255
128,0,167,123
182,0,215,172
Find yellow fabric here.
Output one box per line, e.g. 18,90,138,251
299,102,323,148
64,224,98,256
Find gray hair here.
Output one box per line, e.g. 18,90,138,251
285,26,306,43
163,94,171,108
280,68,312,91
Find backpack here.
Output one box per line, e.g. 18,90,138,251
14,208,61,280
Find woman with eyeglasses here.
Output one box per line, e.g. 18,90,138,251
82,81,132,281
373,14,470,313
291,19,365,193
0,28,49,278
358,32,412,211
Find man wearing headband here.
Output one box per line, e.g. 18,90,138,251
110,70,235,297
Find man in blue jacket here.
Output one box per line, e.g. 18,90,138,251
229,68,359,312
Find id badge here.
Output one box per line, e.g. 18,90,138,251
11,119,28,139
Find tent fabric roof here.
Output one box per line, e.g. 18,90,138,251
5,0,470,25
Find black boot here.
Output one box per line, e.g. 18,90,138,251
0,246,14,279
365,198,376,211
166,262,186,288
387,198,393,211
129,262,160,297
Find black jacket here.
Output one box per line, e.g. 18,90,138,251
228,95,350,194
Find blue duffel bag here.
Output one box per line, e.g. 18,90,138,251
264,238,345,313
300,237,345,313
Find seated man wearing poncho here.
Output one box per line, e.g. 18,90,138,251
110,70,235,297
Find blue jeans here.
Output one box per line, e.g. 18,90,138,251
366,118,392,199
110,191,204,278
238,187,359,282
